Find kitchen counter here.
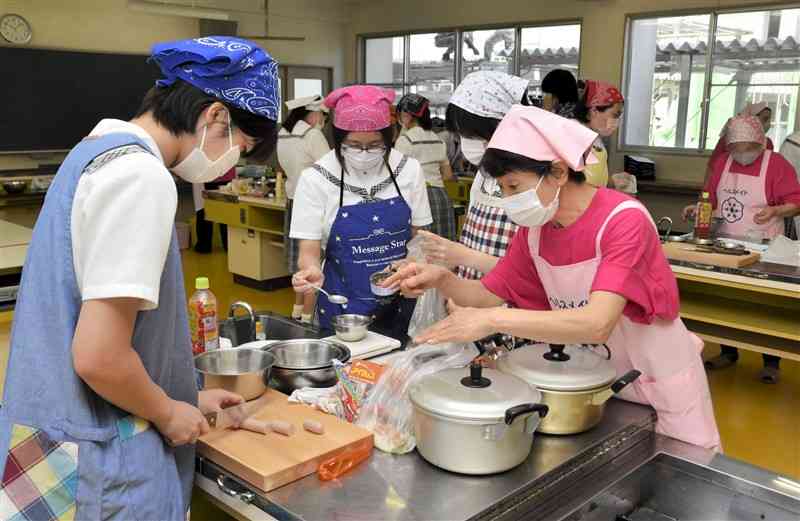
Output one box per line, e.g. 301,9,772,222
196,397,800,521
0,219,32,273
668,250,800,363
195,400,657,521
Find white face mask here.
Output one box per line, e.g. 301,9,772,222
732,150,760,166
172,118,240,184
461,137,487,166
342,147,384,174
605,117,620,135
502,176,560,228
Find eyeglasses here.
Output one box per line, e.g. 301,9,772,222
342,144,387,154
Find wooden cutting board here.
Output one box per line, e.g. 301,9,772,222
662,241,760,268
197,388,373,492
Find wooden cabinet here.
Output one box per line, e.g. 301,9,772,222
227,227,288,282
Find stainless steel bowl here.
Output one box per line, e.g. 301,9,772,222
194,348,274,400
265,339,351,393
332,314,371,342
2,181,28,195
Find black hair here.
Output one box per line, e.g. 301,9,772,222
541,69,579,104
481,148,586,184
135,79,278,163
400,106,433,131
397,94,433,131
281,107,311,133
332,126,396,176
445,91,529,140
445,104,500,141
574,102,618,124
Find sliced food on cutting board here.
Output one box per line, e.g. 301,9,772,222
197,388,373,492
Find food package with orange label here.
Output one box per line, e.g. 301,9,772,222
334,359,385,423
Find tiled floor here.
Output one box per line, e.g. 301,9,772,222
0,245,798,520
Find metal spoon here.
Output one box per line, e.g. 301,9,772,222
309,285,348,305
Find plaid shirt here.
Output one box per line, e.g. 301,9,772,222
455,200,517,280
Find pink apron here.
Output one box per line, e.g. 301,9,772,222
528,200,721,450
715,150,784,239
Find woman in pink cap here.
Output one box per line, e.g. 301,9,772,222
384,106,721,451
686,114,800,382
290,85,432,340
708,102,774,172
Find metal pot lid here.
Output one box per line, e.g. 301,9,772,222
409,363,540,422
497,344,616,392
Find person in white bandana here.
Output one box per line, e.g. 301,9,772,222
421,71,531,280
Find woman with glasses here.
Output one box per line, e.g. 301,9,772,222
290,85,432,339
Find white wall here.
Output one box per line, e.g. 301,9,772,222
0,0,350,171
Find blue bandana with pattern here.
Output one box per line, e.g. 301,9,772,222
150,36,280,122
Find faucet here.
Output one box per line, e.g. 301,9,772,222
656,216,673,242
229,301,256,344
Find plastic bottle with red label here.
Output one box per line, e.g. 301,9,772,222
694,191,713,240
189,277,219,356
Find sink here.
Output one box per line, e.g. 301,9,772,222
562,454,800,521
220,310,323,346
256,311,323,341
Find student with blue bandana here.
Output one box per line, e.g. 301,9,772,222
0,37,280,520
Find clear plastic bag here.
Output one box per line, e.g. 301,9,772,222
356,342,479,454
407,287,447,338
406,234,448,337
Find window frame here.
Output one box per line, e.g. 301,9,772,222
359,18,583,101
619,3,800,156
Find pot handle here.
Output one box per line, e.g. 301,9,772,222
504,403,549,426
611,370,642,393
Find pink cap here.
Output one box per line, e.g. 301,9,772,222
726,114,766,147
324,85,395,132
487,105,599,171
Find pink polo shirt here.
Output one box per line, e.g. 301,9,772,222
705,150,800,210
481,188,679,324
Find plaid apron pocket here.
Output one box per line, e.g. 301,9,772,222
0,424,78,521
116,415,150,442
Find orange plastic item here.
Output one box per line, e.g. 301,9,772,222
317,444,372,481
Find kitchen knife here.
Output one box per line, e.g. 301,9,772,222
205,394,267,430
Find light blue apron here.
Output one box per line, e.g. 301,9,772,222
0,132,198,520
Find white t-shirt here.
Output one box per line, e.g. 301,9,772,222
71,119,176,310
394,126,448,187
276,120,331,199
290,149,433,248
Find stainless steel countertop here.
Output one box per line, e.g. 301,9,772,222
540,435,800,521
197,399,656,521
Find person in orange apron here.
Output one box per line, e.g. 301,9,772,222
685,114,800,382
384,106,721,450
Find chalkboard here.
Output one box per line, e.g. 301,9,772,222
0,46,161,153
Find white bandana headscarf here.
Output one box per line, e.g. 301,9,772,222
449,71,529,119
285,94,329,113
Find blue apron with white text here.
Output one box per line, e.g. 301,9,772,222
317,162,412,331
